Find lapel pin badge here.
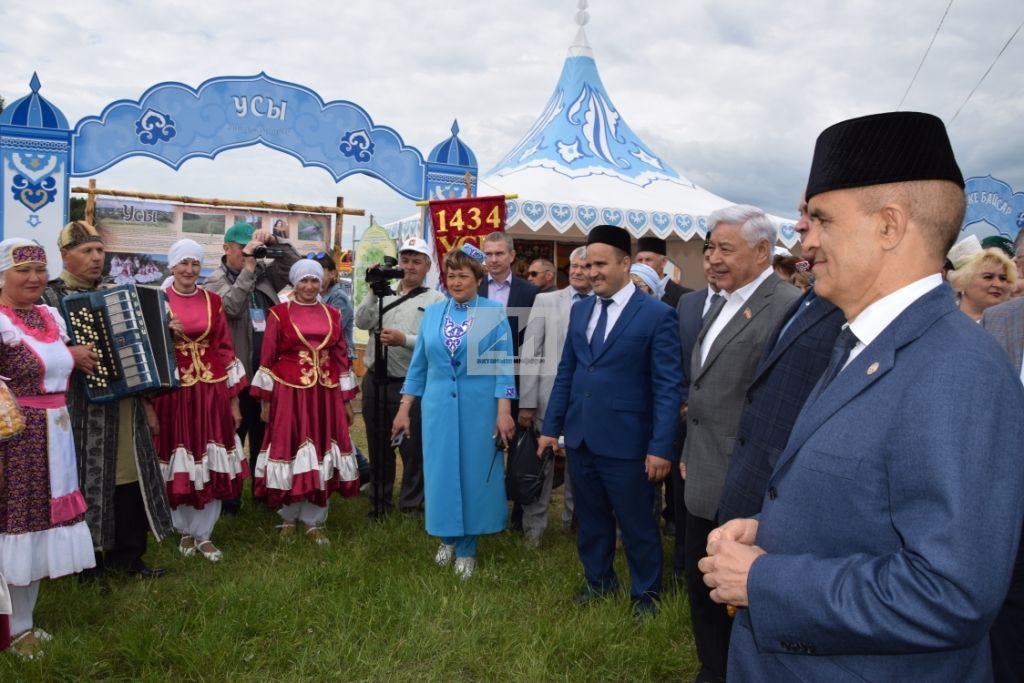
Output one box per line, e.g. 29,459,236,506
867,362,879,376
742,308,752,320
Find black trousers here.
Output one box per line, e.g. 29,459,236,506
685,510,732,678
991,541,1024,682
361,374,424,514
101,482,150,570
670,464,688,577
225,386,266,509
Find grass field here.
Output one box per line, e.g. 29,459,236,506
1,420,700,681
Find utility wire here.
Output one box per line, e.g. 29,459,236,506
898,0,955,110
950,17,1024,123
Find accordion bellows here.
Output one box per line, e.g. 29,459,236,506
60,285,179,402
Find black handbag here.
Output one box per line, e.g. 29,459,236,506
505,425,553,505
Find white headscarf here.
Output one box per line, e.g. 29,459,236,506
289,259,324,287
630,263,664,298
0,238,45,274
167,238,204,268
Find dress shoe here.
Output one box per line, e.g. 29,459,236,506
453,556,476,580
126,563,168,579
434,543,455,567
693,666,725,683
631,598,659,622
572,583,617,606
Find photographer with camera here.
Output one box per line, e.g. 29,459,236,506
355,237,443,519
204,221,299,513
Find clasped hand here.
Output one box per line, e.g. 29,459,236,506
697,518,765,607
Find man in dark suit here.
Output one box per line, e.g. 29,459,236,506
479,231,538,531
670,244,721,584
478,231,539,354
636,235,692,536
636,235,690,308
982,296,1024,682
539,225,682,618
701,112,1024,682
681,206,801,682
716,196,846,524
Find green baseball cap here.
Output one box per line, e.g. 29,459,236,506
225,222,254,245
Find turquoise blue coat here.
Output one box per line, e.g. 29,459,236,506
402,296,515,538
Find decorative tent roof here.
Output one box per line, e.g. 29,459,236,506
0,73,69,130
429,120,477,168
480,4,798,247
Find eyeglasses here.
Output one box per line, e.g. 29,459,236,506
305,251,328,260
528,270,551,277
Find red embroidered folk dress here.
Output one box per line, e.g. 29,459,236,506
152,287,248,508
0,305,94,587
250,301,359,507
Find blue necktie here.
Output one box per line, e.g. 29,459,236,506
808,326,859,403
590,298,612,357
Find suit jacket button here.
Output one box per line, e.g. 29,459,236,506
693,382,700,390
692,418,699,426
584,391,590,398
768,486,778,500
588,366,595,372
738,437,746,446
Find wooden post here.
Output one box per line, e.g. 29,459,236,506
85,178,97,225
330,196,345,267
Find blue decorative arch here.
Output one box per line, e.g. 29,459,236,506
71,73,430,200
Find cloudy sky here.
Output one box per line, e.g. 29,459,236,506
2,0,1021,246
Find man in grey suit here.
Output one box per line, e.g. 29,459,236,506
982,295,1024,681
518,246,592,543
681,205,801,683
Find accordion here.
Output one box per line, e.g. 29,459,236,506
60,284,179,402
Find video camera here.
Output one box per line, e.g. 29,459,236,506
365,256,403,297
252,244,290,260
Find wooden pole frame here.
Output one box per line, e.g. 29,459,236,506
71,182,365,218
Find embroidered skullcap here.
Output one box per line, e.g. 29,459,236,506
460,243,485,262
0,238,46,273
946,234,982,270
636,236,667,256
289,258,323,287
167,238,204,268
587,225,631,256
58,221,102,250
629,263,663,298
806,112,964,202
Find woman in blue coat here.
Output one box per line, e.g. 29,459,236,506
392,244,516,579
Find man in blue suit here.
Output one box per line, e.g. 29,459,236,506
540,225,682,617
700,112,1024,681
716,196,845,524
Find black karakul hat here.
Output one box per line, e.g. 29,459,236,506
636,236,667,256
587,224,632,255
805,111,964,201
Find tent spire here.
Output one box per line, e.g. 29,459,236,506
568,0,593,58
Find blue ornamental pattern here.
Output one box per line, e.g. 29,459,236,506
135,108,177,145
6,152,61,213
11,174,57,212
339,129,375,162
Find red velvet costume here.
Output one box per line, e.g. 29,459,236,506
250,301,359,507
152,287,248,508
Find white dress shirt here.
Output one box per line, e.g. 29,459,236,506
842,273,943,370
586,281,636,345
487,273,512,307
700,266,774,365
